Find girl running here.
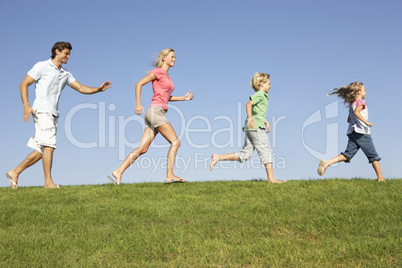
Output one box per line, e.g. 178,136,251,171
317,82,385,182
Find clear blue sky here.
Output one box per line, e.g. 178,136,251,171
1,0,401,187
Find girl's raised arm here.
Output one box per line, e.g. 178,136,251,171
354,105,372,127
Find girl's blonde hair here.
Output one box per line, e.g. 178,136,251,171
328,82,364,106
250,72,270,91
153,48,175,68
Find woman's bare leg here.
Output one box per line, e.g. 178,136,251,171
112,127,157,184
156,123,185,182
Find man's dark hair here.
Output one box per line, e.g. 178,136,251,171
51,42,72,59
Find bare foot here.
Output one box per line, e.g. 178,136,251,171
378,178,385,182
210,154,220,171
6,172,18,189
112,171,122,185
45,183,60,189
317,159,328,176
268,178,287,183
165,175,185,184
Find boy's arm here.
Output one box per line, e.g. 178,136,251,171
354,105,373,127
264,120,271,133
246,100,254,129
169,90,194,101
69,80,112,94
20,74,36,123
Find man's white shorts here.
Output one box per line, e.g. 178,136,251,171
27,113,58,153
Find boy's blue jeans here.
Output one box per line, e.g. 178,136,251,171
341,131,381,163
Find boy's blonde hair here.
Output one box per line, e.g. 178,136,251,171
328,82,364,106
250,72,270,91
153,48,175,68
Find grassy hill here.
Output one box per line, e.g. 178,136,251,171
1,179,400,267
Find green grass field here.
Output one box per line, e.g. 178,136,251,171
1,179,400,267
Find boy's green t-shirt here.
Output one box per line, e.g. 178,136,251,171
243,90,269,131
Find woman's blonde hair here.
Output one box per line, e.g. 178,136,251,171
328,82,364,105
250,72,270,91
153,48,175,68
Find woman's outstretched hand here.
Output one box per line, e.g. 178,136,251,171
184,90,194,101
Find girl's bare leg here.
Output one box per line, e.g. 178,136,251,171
156,123,185,182
327,154,348,166
112,127,157,185
372,161,385,182
318,154,348,176
210,153,239,171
